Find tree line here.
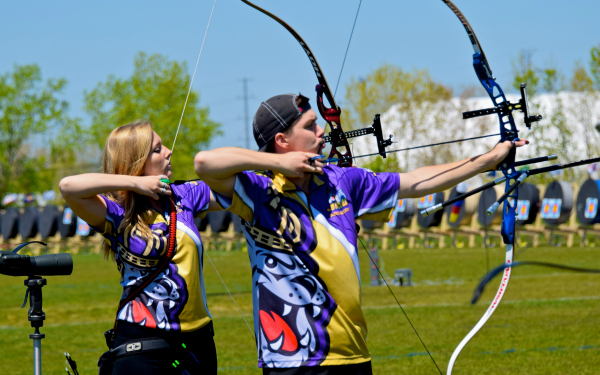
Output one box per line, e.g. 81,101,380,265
0,52,220,203
2,45,599,205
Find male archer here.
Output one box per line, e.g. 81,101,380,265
194,93,526,374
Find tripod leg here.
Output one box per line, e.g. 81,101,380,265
32,334,43,375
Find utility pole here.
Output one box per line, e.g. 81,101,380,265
241,78,251,149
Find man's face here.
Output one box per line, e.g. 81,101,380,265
283,109,325,154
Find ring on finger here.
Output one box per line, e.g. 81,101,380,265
161,187,166,194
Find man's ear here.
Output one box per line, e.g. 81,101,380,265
273,132,289,152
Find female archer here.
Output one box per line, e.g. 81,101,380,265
60,120,220,374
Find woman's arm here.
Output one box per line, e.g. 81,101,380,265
399,140,528,198
194,147,322,199
59,174,169,228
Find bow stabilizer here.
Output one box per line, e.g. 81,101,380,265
472,261,600,304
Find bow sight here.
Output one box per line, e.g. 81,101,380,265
462,83,542,129
322,113,393,166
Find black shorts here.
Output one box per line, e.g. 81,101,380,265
111,321,217,375
263,361,372,375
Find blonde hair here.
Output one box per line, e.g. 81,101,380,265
102,120,155,259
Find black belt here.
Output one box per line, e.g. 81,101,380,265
108,336,172,359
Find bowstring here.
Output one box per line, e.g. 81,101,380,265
323,166,443,374
322,0,363,144
167,0,255,338
204,250,256,339
326,1,441,370
333,0,363,99
170,0,218,158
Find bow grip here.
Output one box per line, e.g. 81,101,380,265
316,84,352,166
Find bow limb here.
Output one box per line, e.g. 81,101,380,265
441,1,523,373
446,250,513,373
170,0,218,156
241,0,353,166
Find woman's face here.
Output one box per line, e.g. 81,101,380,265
143,131,172,178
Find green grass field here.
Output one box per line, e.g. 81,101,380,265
1,242,599,374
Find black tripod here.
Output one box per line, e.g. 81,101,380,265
0,242,74,374
23,276,47,375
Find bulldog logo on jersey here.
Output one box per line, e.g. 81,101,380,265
250,186,338,367
117,264,185,330
256,248,336,367
116,220,187,331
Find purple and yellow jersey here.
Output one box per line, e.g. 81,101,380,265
215,166,399,368
93,181,212,333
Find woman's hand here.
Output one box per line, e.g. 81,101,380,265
134,175,172,200
275,152,324,178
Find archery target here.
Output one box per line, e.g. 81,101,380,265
76,216,94,237
517,200,530,221
417,194,436,209
38,205,59,239
19,206,39,239
388,198,415,229
477,185,504,228
194,216,208,232
585,198,598,219
516,183,540,226
58,206,78,238
1,207,19,240
207,211,232,233
444,186,477,229
541,199,561,219
417,192,445,229
576,179,600,225
361,219,383,231
232,214,243,234
541,181,573,226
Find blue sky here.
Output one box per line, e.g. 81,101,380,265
2,0,599,151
